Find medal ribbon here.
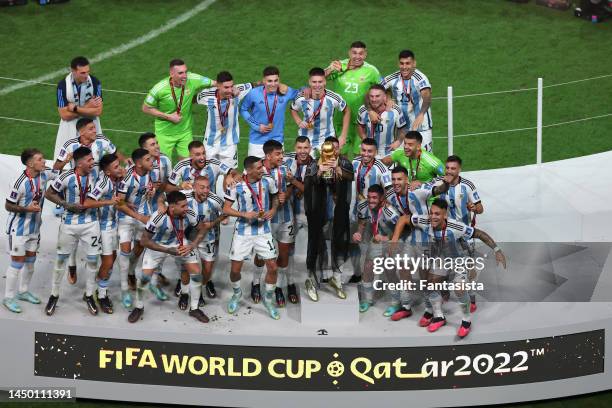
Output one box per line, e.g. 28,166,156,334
356,161,374,196
401,77,414,105
216,90,230,129
372,206,383,237
307,91,325,126
263,88,278,124
169,78,185,115
243,175,264,212
169,214,185,246
408,153,421,182
75,171,88,205
25,169,41,201
396,190,410,215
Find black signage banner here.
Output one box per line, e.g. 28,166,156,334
34,330,604,391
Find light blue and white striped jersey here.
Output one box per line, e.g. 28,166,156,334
386,184,435,245
263,163,292,225
117,167,154,221
352,157,392,202
433,176,481,226
357,104,406,158
150,154,172,212
291,89,347,149
168,158,229,194
196,83,252,147
51,170,98,225
225,175,278,236
88,173,119,231
6,168,58,236
283,153,312,221
380,69,432,132
183,190,224,242
145,209,199,247
57,135,116,180
357,202,401,238
411,215,474,256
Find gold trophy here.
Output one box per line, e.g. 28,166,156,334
318,140,337,180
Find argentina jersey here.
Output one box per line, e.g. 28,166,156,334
168,158,229,194
150,154,172,212
381,69,432,131
291,89,346,149
358,203,401,238
117,167,154,221
263,164,292,225
57,135,116,179
51,170,98,225
88,173,118,231
197,83,252,147
184,190,224,242
357,104,406,158
225,175,278,236
434,176,481,226
145,209,199,246
283,153,310,222
411,215,474,257
6,168,58,236
352,157,392,211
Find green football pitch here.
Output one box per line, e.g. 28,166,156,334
0,0,610,407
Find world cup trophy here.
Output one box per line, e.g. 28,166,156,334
318,140,337,180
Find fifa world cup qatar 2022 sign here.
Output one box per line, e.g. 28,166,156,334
35,330,604,391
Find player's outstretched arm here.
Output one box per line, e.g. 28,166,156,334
140,230,177,255
391,214,412,242
472,228,506,269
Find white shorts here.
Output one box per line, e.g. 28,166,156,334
57,222,101,257
230,233,277,262
206,143,238,169
8,233,39,257
247,143,265,159
197,240,218,262
420,129,433,152
100,228,118,256
294,213,307,229
118,219,145,245
271,220,296,244
142,247,199,271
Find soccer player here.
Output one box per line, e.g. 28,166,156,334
284,136,313,234
143,59,215,159
116,149,158,308
239,66,300,158
3,149,58,313
357,84,406,159
183,176,225,304
383,131,444,187
55,56,103,159
260,140,296,306
128,191,211,323
196,71,252,170
290,67,349,154
325,41,381,156
84,153,124,314
391,199,506,339
349,138,392,283
167,140,234,194
352,184,401,313
44,147,101,316
434,155,483,311
222,156,281,320
380,50,433,152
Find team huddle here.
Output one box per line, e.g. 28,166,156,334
4,41,506,339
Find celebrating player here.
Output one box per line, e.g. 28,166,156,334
44,147,101,316
290,67,349,154
143,59,214,159
325,41,381,156
196,71,252,170
380,50,433,151
358,84,406,159
222,156,281,320
3,149,58,313
391,199,506,339
383,131,444,187
128,191,211,324
239,66,299,158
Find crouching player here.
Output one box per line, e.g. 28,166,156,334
391,199,506,338
128,191,210,324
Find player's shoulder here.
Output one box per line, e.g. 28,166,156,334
149,77,169,94
186,207,198,218
12,171,27,189
173,158,191,170
95,133,112,142
206,158,223,167
262,174,275,184
373,159,388,173
62,137,80,149
59,169,75,181
284,152,296,160
208,192,224,206
413,69,429,82
422,150,443,165
446,218,468,232
383,204,399,218
160,153,172,164
358,104,368,115
357,201,368,212
352,156,363,166
197,87,217,100
325,89,344,102
390,104,403,115
384,71,401,82
123,166,136,181
459,176,477,190
151,210,166,225
90,75,101,86
187,72,206,81
96,173,110,187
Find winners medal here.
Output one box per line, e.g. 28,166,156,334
356,159,374,200
216,90,230,134
26,169,41,203
169,78,185,116
244,175,265,219
307,91,325,130
264,88,278,129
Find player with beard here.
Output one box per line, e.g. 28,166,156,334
391,199,506,339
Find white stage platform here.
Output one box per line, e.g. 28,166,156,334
1,152,612,407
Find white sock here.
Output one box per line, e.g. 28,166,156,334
180,281,189,294
85,258,97,297
19,257,35,293
333,270,342,284
286,257,295,285
189,276,202,310
51,257,67,297
459,292,471,322
119,251,131,291
150,273,158,287
4,262,22,299
430,291,444,318
252,266,263,284
362,281,373,303
68,249,77,268
276,267,287,288
264,283,275,300
135,274,150,309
